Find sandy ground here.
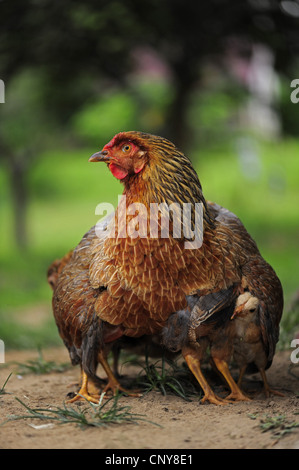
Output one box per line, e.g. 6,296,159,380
0,346,298,450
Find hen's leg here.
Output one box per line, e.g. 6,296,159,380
213,358,251,401
98,350,141,397
66,370,100,404
183,351,229,405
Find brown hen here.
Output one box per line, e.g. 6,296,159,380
51,131,282,403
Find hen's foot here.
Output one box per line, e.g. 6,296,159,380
200,392,232,406
212,358,250,403
225,391,251,402
103,379,142,398
183,352,229,405
66,370,101,404
66,390,100,404
97,350,141,397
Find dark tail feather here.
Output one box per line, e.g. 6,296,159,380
246,359,273,374
81,314,103,380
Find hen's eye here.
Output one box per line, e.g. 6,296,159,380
122,144,131,153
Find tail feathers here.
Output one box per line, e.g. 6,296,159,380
245,359,273,375
81,316,103,379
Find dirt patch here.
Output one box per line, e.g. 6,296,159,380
0,347,298,450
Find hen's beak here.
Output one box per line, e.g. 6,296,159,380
89,150,110,162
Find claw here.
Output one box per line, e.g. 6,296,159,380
183,352,229,406
201,392,232,406
103,379,142,397
98,350,142,398
260,369,285,398
66,370,101,404
66,391,100,404
263,387,285,398
224,391,251,402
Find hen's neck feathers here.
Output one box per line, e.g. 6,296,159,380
118,132,215,230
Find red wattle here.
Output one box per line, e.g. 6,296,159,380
109,163,128,180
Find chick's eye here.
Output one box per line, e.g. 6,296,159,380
122,144,131,153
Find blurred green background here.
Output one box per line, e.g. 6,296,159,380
0,0,299,350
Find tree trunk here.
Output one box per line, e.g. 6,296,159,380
165,64,197,153
7,155,29,250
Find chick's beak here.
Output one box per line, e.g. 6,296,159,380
89,150,110,162
231,302,246,320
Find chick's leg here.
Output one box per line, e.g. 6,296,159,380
183,349,229,405
66,369,100,404
237,365,247,389
259,369,284,397
98,350,141,397
213,357,251,401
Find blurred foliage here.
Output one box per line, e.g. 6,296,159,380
1,0,299,138
73,91,138,146
0,69,62,248
0,70,56,150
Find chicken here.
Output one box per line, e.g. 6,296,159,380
51,131,283,403
162,203,283,404
232,290,284,397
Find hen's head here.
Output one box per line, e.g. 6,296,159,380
90,131,200,187
90,131,214,227
89,131,149,181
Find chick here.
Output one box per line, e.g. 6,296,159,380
232,292,284,397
